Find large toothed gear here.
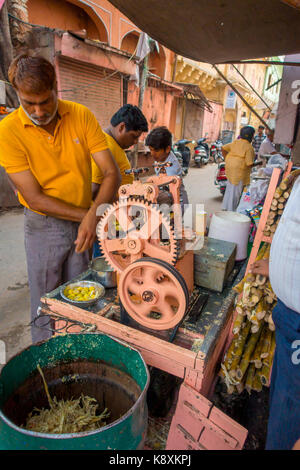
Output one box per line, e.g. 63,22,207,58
96,197,180,273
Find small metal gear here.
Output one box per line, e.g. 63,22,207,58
97,196,180,273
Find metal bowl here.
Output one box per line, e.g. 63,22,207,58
60,280,105,307
89,257,117,288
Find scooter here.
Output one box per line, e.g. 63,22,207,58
210,139,224,163
173,139,192,175
214,162,227,195
193,137,210,167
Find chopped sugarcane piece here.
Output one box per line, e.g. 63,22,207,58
261,326,272,359
228,321,251,378
279,181,288,191
245,363,256,394
252,370,263,392
236,324,263,381
255,274,267,287
267,314,275,331
260,363,271,386
232,312,246,335
250,326,266,368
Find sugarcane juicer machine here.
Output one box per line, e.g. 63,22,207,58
96,163,195,331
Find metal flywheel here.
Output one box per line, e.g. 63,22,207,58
118,257,189,331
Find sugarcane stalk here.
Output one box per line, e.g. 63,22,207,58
252,369,263,392
228,321,251,378
250,326,266,368
245,363,256,394
256,299,267,320
260,326,272,359
262,331,276,367
268,314,275,331
232,312,246,335
236,324,263,381
222,334,240,372
236,301,246,315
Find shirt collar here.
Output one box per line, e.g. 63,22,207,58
18,99,69,127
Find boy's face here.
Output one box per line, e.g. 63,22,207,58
149,145,171,162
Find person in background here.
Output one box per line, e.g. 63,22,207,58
91,104,148,258
258,128,290,162
145,126,189,213
252,124,266,159
0,54,121,343
250,172,300,450
221,125,255,211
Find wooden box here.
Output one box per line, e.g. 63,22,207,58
194,237,237,293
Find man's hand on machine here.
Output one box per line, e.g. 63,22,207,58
249,258,270,278
74,207,97,253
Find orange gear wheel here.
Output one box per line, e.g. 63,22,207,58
118,257,189,330
97,197,180,273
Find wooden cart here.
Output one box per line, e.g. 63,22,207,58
40,259,248,450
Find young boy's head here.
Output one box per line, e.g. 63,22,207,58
145,126,172,162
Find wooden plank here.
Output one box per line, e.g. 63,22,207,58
246,168,281,274
209,406,248,448
42,298,197,369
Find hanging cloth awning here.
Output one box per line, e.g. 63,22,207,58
108,0,300,64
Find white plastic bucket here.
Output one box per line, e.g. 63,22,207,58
208,211,251,260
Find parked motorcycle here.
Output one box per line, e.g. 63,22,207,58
214,162,227,196
173,139,192,176
210,139,224,163
193,137,210,167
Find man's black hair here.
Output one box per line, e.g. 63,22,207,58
110,104,148,132
145,126,172,150
258,125,265,129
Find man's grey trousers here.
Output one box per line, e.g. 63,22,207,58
24,208,89,343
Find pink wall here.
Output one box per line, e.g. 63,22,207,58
202,102,223,142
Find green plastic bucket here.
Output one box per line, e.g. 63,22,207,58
0,333,149,450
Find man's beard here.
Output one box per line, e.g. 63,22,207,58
20,101,58,126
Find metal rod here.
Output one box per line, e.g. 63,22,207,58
231,64,272,111
265,78,282,91
216,60,300,67
212,65,272,131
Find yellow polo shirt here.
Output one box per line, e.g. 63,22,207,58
222,139,255,186
91,132,133,187
0,100,108,212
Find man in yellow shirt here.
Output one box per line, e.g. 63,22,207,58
91,104,148,257
0,54,121,343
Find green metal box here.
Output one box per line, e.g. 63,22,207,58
194,237,237,293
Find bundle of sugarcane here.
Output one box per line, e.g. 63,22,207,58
219,241,278,394
263,168,300,238
232,243,276,334
219,317,276,395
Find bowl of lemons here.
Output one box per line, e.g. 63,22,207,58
60,280,105,307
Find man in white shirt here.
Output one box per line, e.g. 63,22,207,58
258,128,290,163
250,173,300,450
257,129,276,160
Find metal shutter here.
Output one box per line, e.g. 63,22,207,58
57,56,122,128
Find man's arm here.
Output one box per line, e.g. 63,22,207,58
7,169,88,222
74,148,121,253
